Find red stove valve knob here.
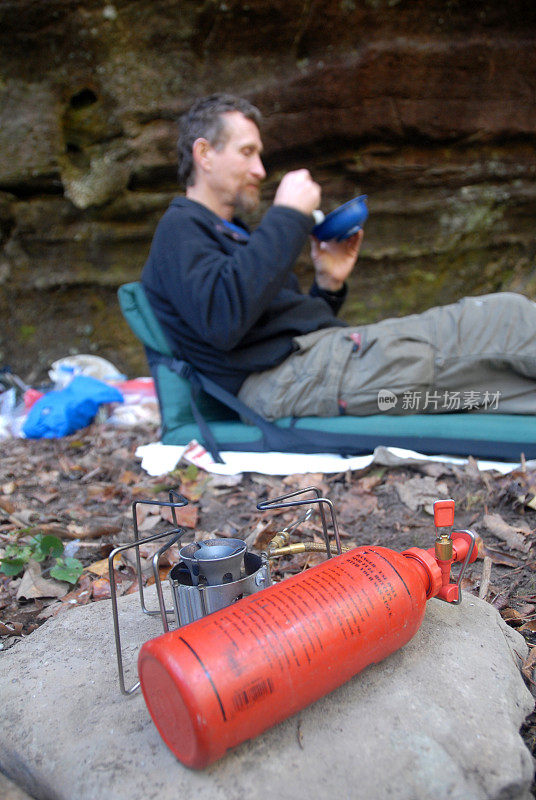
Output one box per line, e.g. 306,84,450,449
433,499,455,529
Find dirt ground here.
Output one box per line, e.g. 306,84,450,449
1,421,536,785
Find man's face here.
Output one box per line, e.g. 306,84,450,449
206,111,266,214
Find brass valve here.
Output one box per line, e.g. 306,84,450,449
267,509,314,554
435,533,453,561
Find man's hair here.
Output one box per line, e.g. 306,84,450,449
177,94,262,188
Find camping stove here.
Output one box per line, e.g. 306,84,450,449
109,486,340,694
170,538,270,625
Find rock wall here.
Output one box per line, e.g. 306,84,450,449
1,0,535,380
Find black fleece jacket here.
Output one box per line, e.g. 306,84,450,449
141,196,347,393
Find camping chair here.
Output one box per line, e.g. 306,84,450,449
118,282,536,462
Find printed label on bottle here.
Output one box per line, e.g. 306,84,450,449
177,548,419,723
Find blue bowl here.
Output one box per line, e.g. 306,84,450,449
312,195,368,241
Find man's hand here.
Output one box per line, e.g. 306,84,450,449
311,229,364,292
273,169,321,216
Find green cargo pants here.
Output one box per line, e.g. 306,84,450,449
237,293,536,419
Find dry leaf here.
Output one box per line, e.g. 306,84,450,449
91,577,111,600
394,476,448,512
12,509,41,526
519,621,536,633
122,540,181,575
37,602,66,621
180,475,210,501
66,518,122,539
130,485,156,498
416,462,453,478
138,514,161,532
339,491,378,524
299,551,325,569
282,474,328,495
146,565,171,585
482,514,532,552
358,474,383,492
209,474,243,489
491,592,510,611
526,493,536,511
466,456,481,479
480,546,523,568
60,575,93,606
460,576,476,590
30,490,59,505
224,495,243,508
245,519,278,551
521,647,536,682
500,607,523,626
16,560,68,600
36,523,73,538
138,540,180,565
119,470,138,485
0,496,16,514
0,621,23,635
64,506,91,520
85,558,111,577
133,502,159,525
160,503,199,529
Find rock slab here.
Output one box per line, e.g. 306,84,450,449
0,772,34,800
0,590,534,800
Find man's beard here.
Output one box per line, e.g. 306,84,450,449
234,185,260,215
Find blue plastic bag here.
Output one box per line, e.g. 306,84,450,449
23,375,124,439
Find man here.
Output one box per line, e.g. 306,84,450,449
142,94,536,419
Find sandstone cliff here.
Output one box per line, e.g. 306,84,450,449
1,0,535,379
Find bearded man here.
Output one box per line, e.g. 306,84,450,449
142,94,536,419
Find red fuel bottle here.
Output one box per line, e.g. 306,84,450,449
138,500,476,769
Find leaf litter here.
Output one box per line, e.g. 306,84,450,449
0,420,536,758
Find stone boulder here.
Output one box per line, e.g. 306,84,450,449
0,587,533,800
